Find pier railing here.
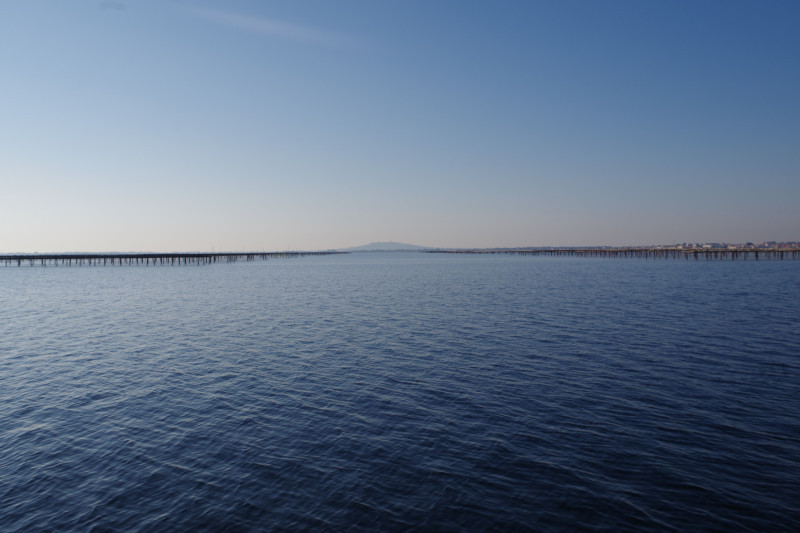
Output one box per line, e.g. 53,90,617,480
0,251,347,267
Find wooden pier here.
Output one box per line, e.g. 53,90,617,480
427,248,800,260
0,251,346,267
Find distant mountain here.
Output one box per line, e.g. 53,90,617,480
341,241,430,252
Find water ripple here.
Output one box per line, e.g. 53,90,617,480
1,255,799,530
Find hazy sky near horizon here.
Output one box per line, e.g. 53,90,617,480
2,0,798,251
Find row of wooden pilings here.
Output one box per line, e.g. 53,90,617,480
428,248,800,260
0,251,347,267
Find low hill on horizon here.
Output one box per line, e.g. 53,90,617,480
341,241,430,252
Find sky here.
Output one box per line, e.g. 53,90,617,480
2,0,798,251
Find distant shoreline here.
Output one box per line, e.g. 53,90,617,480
427,247,800,260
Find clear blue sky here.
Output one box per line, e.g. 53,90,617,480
2,0,798,251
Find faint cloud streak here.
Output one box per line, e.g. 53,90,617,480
185,7,355,48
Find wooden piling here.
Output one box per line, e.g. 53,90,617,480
425,247,800,261
0,251,347,267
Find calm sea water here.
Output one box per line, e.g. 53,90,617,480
1,252,798,531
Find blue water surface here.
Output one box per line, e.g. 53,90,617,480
1,253,799,531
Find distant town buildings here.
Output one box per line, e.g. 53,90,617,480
673,241,798,250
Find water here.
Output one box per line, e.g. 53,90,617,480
1,253,798,531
